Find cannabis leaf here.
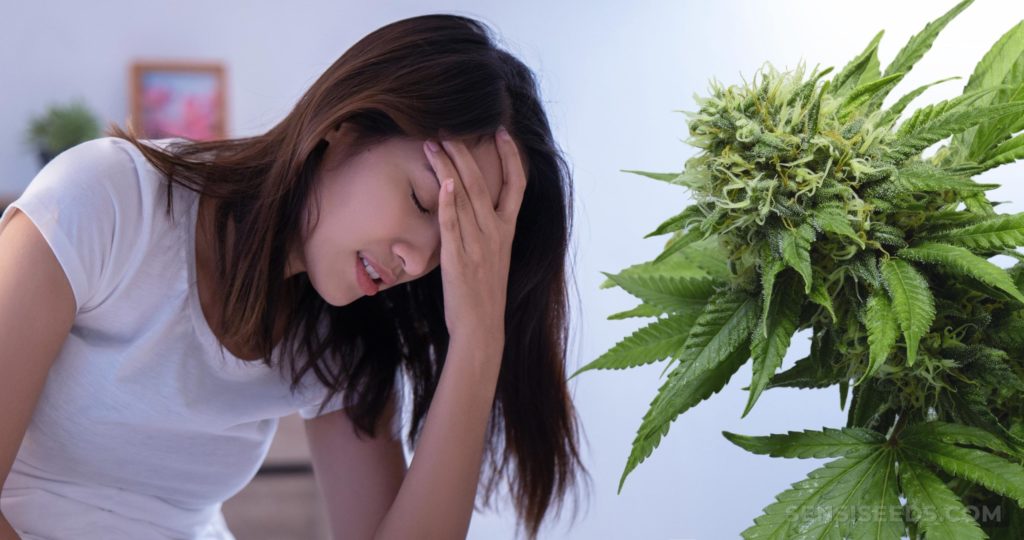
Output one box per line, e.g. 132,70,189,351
889,162,997,196
606,302,669,320
617,289,757,493
728,421,1024,539
569,314,696,378
643,204,705,239
737,443,903,539
811,203,864,249
900,434,1024,507
951,18,1024,163
902,420,1024,459
780,222,815,294
979,132,1024,171
599,271,718,313
897,242,1024,305
879,258,935,366
765,328,845,391
858,288,898,384
880,0,973,93
745,272,803,417
722,426,884,458
830,29,885,98
877,76,962,127
898,458,986,540
922,212,1024,252
886,99,1024,164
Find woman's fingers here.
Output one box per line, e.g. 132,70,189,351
494,128,527,225
436,176,462,256
424,140,476,254
422,130,520,341
439,139,494,234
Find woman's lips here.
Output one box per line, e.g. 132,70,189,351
355,254,380,295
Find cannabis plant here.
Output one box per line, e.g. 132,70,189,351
573,0,1024,537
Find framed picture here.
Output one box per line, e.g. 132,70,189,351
130,61,227,140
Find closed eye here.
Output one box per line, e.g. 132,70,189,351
410,188,431,215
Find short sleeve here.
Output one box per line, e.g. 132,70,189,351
298,368,406,440
297,388,346,421
0,138,143,314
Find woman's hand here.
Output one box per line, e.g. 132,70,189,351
423,126,527,346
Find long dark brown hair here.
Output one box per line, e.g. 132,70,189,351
107,13,590,539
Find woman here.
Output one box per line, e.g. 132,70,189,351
0,13,589,540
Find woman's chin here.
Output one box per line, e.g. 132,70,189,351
308,276,356,307
323,288,359,307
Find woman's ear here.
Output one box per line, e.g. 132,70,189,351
324,121,360,147
319,121,362,173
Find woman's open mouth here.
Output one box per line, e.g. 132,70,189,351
355,254,381,295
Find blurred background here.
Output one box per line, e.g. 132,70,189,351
3,1,1024,538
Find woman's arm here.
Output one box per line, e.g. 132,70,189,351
0,514,18,540
372,131,522,539
373,333,503,540
304,383,407,540
0,209,77,540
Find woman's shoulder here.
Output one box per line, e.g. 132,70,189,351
3,137,186,313
35,137,160,199
63,135,186,179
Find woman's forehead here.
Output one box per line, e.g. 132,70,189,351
393,132,504,207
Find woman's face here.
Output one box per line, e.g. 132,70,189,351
290,124,505,307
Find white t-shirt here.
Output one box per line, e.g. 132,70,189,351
0,137,403,539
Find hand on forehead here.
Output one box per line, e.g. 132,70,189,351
430,132,505,210
465,135,503,209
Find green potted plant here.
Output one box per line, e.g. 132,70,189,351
25,100,101,166
573,0,1024,537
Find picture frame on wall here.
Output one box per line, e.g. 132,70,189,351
129,61,227,141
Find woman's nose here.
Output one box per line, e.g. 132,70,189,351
395,242,440,279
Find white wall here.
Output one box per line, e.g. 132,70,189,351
4,1,1024,539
